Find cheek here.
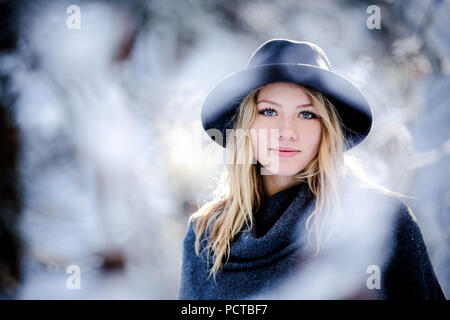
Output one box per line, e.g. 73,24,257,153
300,123,322,151
250,120,272,149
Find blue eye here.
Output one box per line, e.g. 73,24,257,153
259,108,277,117
258,108,318,119
300,111,317,119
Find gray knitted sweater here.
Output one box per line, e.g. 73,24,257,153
179,181,446,300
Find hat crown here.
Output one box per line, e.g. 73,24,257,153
247,39,331,70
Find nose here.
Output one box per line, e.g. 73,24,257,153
276,117,298,141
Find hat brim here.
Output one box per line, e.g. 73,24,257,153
201,63,372,149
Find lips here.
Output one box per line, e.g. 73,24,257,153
271,147,301,158
277,147,300,152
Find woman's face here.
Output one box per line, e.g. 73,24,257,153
250,82,322,176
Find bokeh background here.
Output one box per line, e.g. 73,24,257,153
0,0,448,299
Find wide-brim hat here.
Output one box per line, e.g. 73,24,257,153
200,38,372,149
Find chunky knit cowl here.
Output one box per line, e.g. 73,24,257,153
179,181,445,300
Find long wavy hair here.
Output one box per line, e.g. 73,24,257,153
190,83,405,280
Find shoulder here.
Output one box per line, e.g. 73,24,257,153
180,217,205,272
379,197,446,299
354,185,423,249
363,188,422,246
179,217,204,299
338,175,445,298
386,199,429,263
341,180,424,252
181,215,209,255
390,201,420,240
182,217,197,249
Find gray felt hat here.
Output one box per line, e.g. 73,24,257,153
200,38,372,149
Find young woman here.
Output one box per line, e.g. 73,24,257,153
179,39,446,300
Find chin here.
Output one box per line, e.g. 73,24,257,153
260,164,304,176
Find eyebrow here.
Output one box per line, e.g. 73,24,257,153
257,99,314,109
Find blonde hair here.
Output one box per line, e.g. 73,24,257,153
190,83,406,280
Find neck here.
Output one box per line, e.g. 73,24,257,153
261,174,302,198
